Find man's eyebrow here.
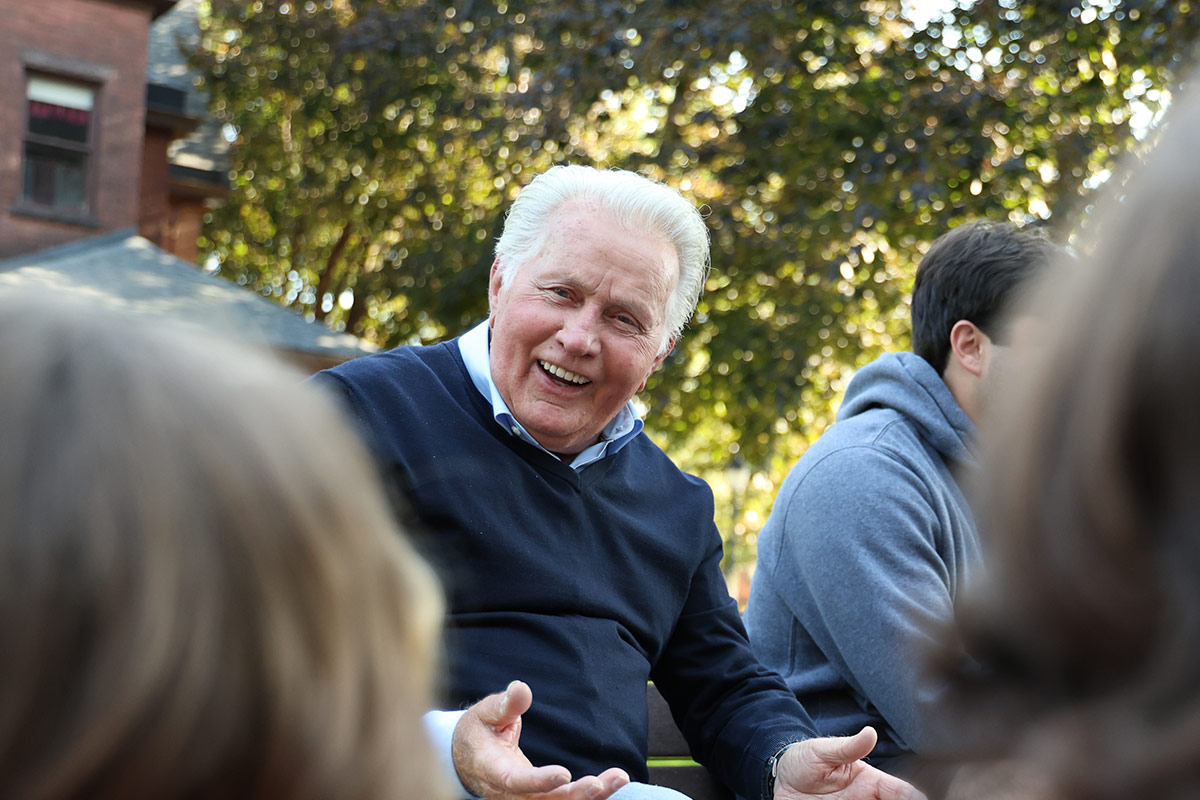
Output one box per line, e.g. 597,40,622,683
537,268,581,286
614,298,658,326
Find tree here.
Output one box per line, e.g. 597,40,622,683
194,0,1199,572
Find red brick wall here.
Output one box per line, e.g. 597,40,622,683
139,123,213,262
138,124,172,247
0,0,154,258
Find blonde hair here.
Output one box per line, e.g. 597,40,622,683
0,299,446,800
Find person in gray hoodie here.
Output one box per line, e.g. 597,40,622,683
744,220,1057,787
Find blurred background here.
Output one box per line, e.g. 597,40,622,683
4,0,1197,602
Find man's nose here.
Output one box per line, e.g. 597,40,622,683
557,309,601,356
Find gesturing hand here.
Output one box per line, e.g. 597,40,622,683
452,680,631,800
774,728,927,800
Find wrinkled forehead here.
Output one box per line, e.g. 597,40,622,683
553,201,677,279
553,197,678,262
544,197,666,241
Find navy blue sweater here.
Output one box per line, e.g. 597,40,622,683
316,339,816,799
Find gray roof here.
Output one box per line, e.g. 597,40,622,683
0,230,375,361
147,0,229,176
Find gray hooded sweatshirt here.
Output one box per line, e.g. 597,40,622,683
744,351,981,767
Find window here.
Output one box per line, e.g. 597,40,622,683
22,75,96,213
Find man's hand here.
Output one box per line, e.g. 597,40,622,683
452,680,631,800
774,728,927,800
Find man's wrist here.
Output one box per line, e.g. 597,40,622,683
762,742,799,800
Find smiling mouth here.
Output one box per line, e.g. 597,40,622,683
539,360,590,386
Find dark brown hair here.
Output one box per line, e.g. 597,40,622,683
0,301,447,800
941,79,1200,800
911,219,1057,375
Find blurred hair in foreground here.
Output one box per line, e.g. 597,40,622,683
939,73,1200,800
0,299,447,800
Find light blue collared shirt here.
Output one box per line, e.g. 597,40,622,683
457,321,643,470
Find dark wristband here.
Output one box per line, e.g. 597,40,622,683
763,742,798,799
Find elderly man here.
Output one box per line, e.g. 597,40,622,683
744,221,1057,788
316,166,922,800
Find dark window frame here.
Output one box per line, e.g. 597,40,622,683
20,71,100,217
10,50,114,227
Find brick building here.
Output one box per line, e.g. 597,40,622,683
0,0,226,261
143,0,229,262
2,0,165,257
0,0,373,368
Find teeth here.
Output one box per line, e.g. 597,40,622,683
539,360,590,385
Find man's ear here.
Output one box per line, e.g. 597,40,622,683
487,259,504,324
638,336,677,393
948,320,986,378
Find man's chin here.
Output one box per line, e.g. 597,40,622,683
524,423,596,457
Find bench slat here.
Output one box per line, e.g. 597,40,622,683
646,683,735,800
648,764,735,800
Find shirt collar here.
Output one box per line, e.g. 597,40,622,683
458,321,643,470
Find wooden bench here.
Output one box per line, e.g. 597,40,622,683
647,683,735,800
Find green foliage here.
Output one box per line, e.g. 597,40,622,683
194,0,1199,573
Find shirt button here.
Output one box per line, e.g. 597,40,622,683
511,425,520,435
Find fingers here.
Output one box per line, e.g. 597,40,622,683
452,681,630,800
476,680,534,729
501,763,573,795
775,729,876,795
548,768,631,800
452,683,540,798
778,730,928,800
589,768,631,798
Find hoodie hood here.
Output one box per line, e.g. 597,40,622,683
837,351,976,467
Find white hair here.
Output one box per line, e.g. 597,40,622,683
493,165,711,353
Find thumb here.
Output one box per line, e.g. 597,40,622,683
808,727,878,766
477,680,534,729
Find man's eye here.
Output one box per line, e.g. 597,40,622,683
553,288,571,298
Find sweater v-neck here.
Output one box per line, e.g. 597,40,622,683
441,341,620,492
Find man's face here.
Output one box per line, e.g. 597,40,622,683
488,201,679,455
